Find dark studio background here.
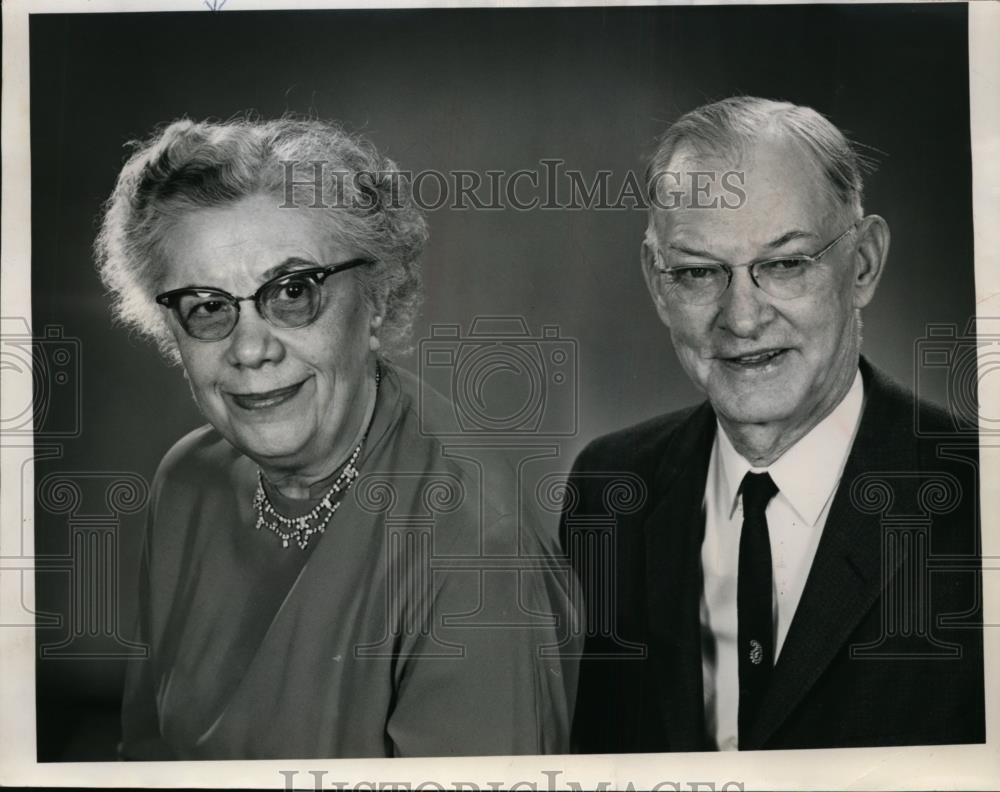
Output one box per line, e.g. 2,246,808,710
28,4,975,760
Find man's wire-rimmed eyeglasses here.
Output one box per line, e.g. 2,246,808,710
653,223,859,305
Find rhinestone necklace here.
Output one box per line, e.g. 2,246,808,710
252,367,380,550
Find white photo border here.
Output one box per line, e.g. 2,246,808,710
2,0,998,788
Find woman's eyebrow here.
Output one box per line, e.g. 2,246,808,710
258,256,320,282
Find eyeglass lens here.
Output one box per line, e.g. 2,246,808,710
176,272,323,340
664,257,818,305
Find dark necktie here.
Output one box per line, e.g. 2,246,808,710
737,470,779,749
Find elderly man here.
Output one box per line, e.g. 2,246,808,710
563,96,983,752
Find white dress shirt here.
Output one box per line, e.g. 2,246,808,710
699,369,864,750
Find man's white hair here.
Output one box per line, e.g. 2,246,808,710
644,96,873,247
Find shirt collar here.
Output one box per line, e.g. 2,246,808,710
715,369,865,526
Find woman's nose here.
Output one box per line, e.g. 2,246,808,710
224,306,285,368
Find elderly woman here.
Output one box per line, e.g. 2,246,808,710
98,117,577,759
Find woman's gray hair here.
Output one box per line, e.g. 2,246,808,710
95,114,428,362
645,96,874,225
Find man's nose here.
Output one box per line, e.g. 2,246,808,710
716,268,775,337
224,306,285,368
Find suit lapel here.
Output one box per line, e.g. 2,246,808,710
643,402,716,751
747,360,916,748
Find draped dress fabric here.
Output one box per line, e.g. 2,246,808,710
121,365,579,759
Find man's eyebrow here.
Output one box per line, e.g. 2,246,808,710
258,256,321,282
665,242,726,262
764,229,818,250
665,229,819,262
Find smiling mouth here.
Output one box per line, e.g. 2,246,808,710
228,380,306,410
721,348,788,367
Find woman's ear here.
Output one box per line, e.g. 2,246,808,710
852,214,890,310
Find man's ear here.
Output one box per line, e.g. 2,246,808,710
852,214,890,310
641,237,673,328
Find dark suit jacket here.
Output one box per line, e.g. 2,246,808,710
563,358,984,751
